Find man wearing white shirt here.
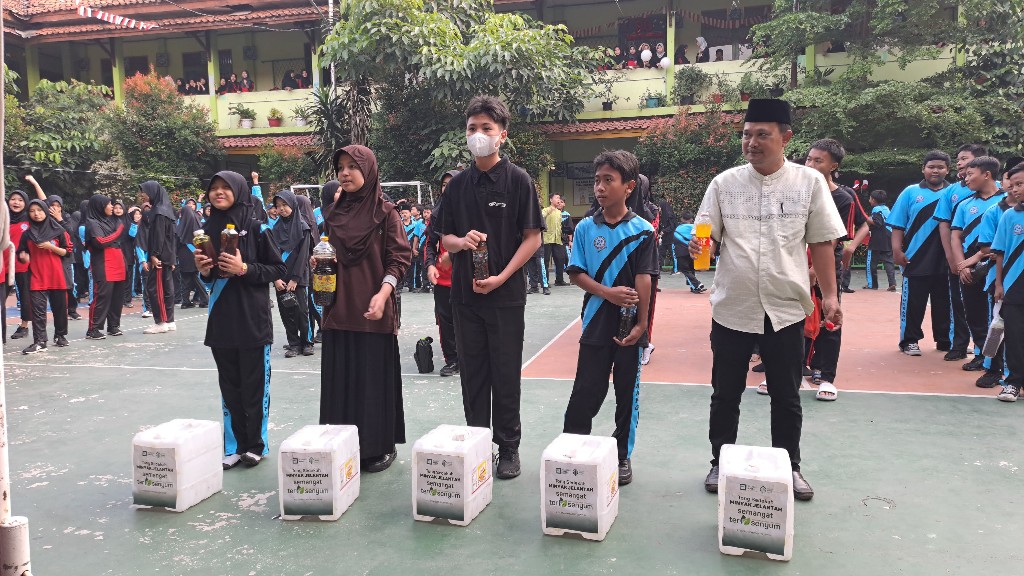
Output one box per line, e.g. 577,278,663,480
690,99,846,501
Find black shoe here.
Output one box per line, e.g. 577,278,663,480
107,328,124,337
962,356,986,371
527,286,538,294
841,287,855,293
542,287,551,295
943,349,967,361
495,447,521,479
439,362,459,377
704,465,719,493
887,286,897,292
936,342,952,352
364,449,397,473
285,347,300,358
10,326,28,340
976,371,1003,389
861,285,877,290
618,459,633,486
301,345,315,356
68,311,82,320
85,330,106,340
240,452,263,467
313,330,323,344
180,303,195,309
21,342,46,355
751,362,765,373
54,335,69,347
792,470,814,501
803,366,813,377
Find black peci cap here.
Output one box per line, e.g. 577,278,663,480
744,99,792,125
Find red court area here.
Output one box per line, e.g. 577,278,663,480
523,283,998,397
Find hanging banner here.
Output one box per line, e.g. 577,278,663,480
75,1,160,31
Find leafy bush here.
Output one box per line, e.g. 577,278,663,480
256,141,318,194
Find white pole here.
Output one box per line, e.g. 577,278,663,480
0,1,34,573
329,0,336,95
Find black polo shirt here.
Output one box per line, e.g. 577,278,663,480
441,158,543,307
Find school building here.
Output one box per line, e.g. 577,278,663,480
3,0,956,213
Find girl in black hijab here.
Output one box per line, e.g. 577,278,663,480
195,171,285,469
113,201,136,308
39,190,80,320
72,199,90,305
175,203,208,309
295,193,323,342
140,181,178,333
16,199,71,353
8,189,32,340
270,190,313,357
84,194,126,339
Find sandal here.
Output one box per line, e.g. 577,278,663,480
810,369,822,385
815,381,838,401
756,381,769,395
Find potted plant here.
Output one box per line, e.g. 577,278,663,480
737,72,769,101
292,104,310,127
595,71,630,111
640,88,665,109
268,108,284,127
671,65,712,105
229,103,257,129
708,74,740,105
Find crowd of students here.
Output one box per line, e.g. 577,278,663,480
175,69,312,96
606,36,716,69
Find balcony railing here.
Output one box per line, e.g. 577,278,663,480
184,90,317,133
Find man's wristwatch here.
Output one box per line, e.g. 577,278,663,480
238,263,248,277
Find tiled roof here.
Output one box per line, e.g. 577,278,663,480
30,6,324,37
10,1,162,16
538,112,745,136
220,134,315,149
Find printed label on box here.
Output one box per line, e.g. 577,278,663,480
721,479,789,555
281,451,334,516
471,458,489,495
416,452,464,521
544,461,599,533
133,445,177,508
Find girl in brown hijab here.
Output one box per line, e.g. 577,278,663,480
319,145,412,473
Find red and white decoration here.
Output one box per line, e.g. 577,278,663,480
75,1,160,31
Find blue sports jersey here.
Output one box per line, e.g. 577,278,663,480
888,181,951,276
313,206,324,227
404,221,418,244
566,210,657,345
952,191,1006,257
978,200,1013,290
933,181,971,223
991,207,1024,305
674,223,694,244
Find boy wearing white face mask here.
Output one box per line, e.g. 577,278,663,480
441,96,543,480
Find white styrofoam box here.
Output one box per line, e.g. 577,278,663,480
540,434,619,541
279,425,360,521
718,444,795,561
132,419,223,512
412,425,492,526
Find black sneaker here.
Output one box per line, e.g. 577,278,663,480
68,311,82,320
364,449,397,473
936,342,952,352
841,287,855,293
180,303,195,309
439,362,459,377
901,342,922,356
887,286,897,292
618,459,633,486
555,281,570,287
802,366,813,377
704,465,719,493
943,349,967,361
527,286,538,294
21,342,46,355
314,330,323,344
301,345,315,356
124,302,134,308
85,330,106,340
542,287,551,295
976,371,1003,389
285,347,300,358
495,447,521,479
10,326,28,340
751,362,765,373
240,452,263,467
107,328,124,337
962,356,986,371
997,384,1020,402
54,335,69,347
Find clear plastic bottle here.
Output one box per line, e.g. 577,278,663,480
312,236,338,307
982,302,1004,358
694,212,713,271
193,229,217,261
219,224,239,278
472,240,490,281
618,305,637,340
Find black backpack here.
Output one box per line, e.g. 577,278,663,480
414,337,434,373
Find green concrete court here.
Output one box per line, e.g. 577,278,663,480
3,271,1022,575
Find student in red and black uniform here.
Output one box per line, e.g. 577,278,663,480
84,195,127,340
425,170,460,377
8,189,33,340
17,200,71,353
0,200,13,344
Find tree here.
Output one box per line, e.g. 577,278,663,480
321,0,605,145
296,86,351,179
104,71,224,196
256,141,319,194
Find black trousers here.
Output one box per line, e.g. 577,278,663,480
544,243,568,284
31,289,68,343
433,284,458,365
961,276,989,355
181,271,209,306
525,256,548,289
145,266,176,324
212,345,271,457
841,266,852,290
899,274,952,349
403,260,421,289
948,274,970,352
14,270,31,322
564,342,642,461
1003,303,1024,388
808,279,843,383
673,245,703,290
866,250,896,289
173,267,183,304
277,286,311,347
308,289,322,332
73,262,89,301
453,303,525,449
0,283,7,342
89,278,125,332
710,316,804,470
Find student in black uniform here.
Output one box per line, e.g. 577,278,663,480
441,96,543,480
194,171,286,469
864,190,897,290
271,190,314,358
425,170,461,376
84,195,127,340
293,193,322,344
563,150,657,486
140,181,178,334
176,203,208,309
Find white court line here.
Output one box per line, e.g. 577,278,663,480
3,311,208,354
521,317,580,371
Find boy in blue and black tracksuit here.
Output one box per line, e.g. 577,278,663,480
563,150,657,486
991,165,1024,401
865,190,896,290
951,156,1006,372
671,212,705,293
888,151,954,356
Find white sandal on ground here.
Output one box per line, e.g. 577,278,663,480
816,381,838,401
756,381,769,395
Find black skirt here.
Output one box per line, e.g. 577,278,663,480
319,329,405,459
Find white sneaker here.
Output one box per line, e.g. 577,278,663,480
641,343,655,366
165,322,176,331
141,310,152,318
222,454,241,469
143,323,168,334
